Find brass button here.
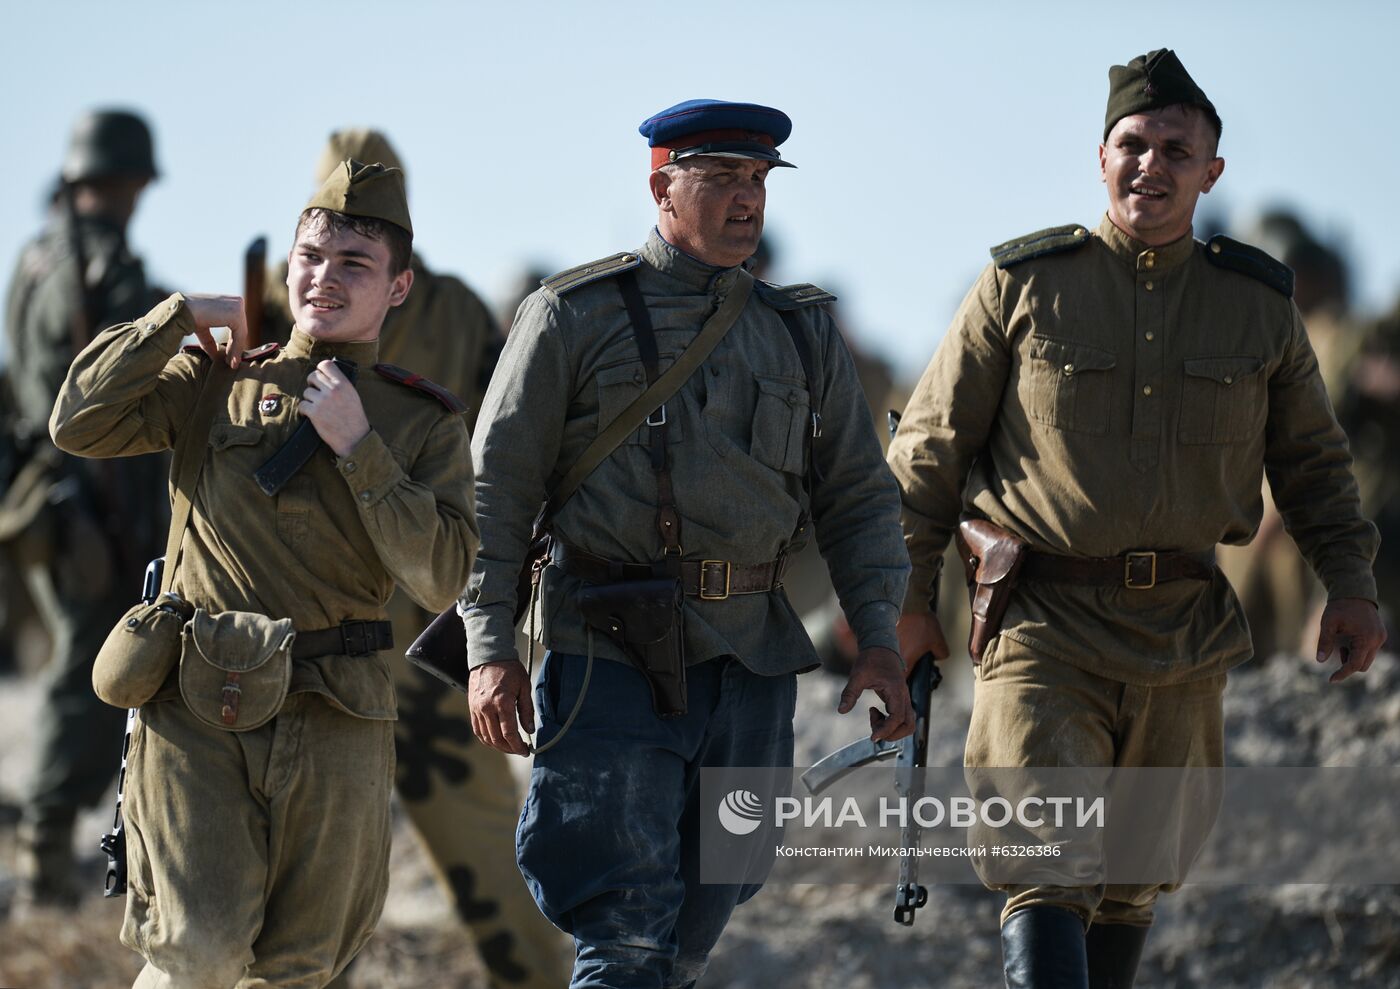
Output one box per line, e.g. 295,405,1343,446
1145,252,1156,268
344,461,357,473
1224,376,1233,385
1144,281,1154,291
1142,385,1153,396
1063,363,1075,375
1074,227,1087,237
144,322,156,332
1145,332,1154,342
622,254,636,262
360,491,372,503
1211,242,1222,254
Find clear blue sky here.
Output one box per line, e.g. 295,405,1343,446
3,0,1395,371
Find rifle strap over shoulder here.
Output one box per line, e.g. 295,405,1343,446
159,360,235,596
544,268,754,520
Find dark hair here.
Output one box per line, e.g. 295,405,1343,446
295,207,413,275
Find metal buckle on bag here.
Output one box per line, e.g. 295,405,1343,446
1124,551,1157,590
811,411,823,439
647,405,667,427
699,560,732,600
340,620,375,656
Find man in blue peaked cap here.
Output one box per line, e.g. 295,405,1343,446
464,99,913,986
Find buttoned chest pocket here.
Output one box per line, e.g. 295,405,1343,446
1024,337,1116,436
595,359,685,445
1178,356,1266,444
208,422,265,456
749,374,811,475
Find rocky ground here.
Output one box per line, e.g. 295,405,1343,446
2,649,1399,988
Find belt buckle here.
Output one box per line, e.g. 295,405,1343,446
340,621,373,656
1124,551,1157,590
699,560,731,600
646,405,667,427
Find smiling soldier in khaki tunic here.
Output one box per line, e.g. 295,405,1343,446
50,160,478,988
889,50,1384,989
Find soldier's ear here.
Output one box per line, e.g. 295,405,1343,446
1201,156,1225,195
649,169,672,210
388,267,414,308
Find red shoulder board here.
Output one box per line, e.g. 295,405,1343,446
180,344,212,361
373,363,468,414
241,342,280,363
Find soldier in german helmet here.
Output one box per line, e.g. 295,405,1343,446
2,108,168,909
266,128,567,989
465,99,913,986
889,50,1384,987
50,160,478,986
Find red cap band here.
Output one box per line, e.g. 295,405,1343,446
650,128,778,170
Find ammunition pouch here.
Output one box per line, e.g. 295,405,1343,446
955,519,1029,664
92,594,195,709
179,608,295,732
576,578,687,718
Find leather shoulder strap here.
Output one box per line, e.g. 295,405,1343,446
545,269,754,520
159,360,235,595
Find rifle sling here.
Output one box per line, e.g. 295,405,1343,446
544,268,753,521
253,357,358,496
159,360,236,596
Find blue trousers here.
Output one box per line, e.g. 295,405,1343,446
518,652,797,988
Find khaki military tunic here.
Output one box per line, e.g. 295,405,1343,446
464,228,908,672
49,294,477,986
889,215,1379,686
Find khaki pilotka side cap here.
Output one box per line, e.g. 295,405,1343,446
303,158,413,236
1104,48,1221,141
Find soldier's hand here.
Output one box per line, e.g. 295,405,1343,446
838,646,914,743
300,360,371,457
183,294,248,368
469,660,535,756
896,612,950,673
1315,597,1387,683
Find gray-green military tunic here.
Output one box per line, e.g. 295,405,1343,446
2,210,167,883
888,214,1379,926
464,227,908,671
50,293,478,986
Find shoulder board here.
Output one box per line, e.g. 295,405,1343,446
540,252,642,296
373,363,468,414
754,280,838,311
1204,235,1295,297
990,223,1090,269
240,342,280,363
180,344,212,361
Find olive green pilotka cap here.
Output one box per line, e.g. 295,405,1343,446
1104,48,1220,141
303,158,413,236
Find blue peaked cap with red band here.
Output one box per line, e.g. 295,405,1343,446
639,99,796,169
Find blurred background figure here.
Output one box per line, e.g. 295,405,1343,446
1217,209,1378,659
262,128,568,989
0,109,169,911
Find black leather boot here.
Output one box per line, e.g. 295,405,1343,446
1085,923,1149,989
1001,905,1089,989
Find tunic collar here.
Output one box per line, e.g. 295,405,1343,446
286,328,380,367
1096,214,1196,274
638,227,743,297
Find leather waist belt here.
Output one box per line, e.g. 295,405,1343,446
551,543,783,601
290,620,394,659
1020,549,1215,590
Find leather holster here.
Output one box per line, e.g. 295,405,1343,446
955,519,1029,664
577,578,687,717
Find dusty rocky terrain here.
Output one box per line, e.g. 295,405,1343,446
2,649,1399,988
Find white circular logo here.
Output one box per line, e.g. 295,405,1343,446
717,789,765,836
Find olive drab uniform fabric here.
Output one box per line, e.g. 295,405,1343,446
266,253,564,987
889,215,1379,926
2,209,167,891
49,294,478,985
463,228,909,670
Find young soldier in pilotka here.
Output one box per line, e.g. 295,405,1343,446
50,160,478,988
890,50,1384,988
